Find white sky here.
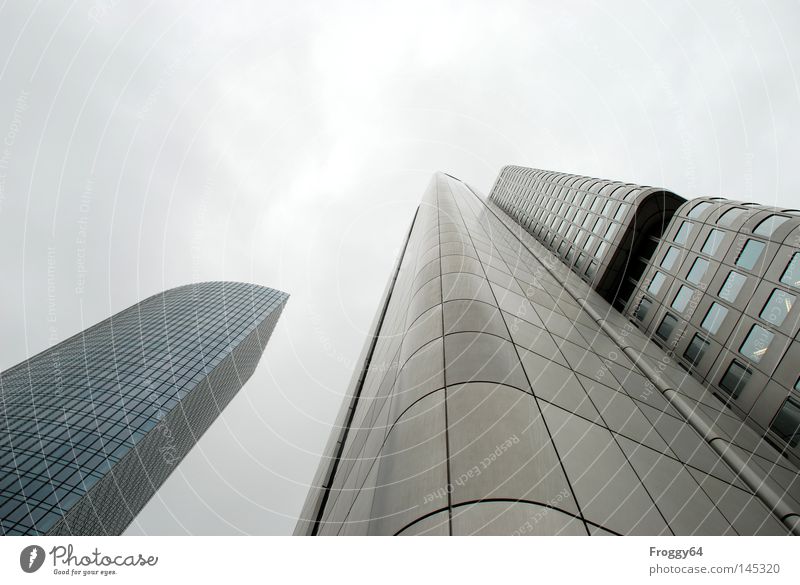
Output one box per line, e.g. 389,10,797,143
0,0,799,534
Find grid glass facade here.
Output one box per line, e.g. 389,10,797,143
296,171,800,536
1,281,287,535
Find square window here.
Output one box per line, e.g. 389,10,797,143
684,334,709,365
661,247,679,270
648,272,667,295
701,229,725,257
719,360,751,398
770,396,800,447
781,253,800,289
701,302,728,334
739,324,774,363
736,239,766,270
686,257,709,285
719,271,746,303
674,221,693,245
634,297,652,322
671,286,694,313
656,313,678,341
753,214,789,237
760,289,795,327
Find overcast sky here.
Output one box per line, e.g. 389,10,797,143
1,1,799,535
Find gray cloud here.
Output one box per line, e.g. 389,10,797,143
0,0,798,534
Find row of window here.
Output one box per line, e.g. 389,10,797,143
686,201,795,238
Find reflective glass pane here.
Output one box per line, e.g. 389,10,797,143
718,271,746,303
701,303,728,334
656,313,678,340
760,289,795,327
771,396,800,447
648,272,666,295
634,298,652,321
718,207,746,226
661,247,679,270
684,334,709,365
753,214,789,237
739,325,774,363
671,286,694,313
686,258,709,285
674,221,693,245
687,201,712,219
719,361,751,398
781,253,800,289
736,240,766,270
701,229,725,257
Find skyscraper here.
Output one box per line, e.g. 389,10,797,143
296,169,800,536
0,281,288,536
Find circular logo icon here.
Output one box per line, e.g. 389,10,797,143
20,545,46,573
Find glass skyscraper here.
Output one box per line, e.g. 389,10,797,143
0,281,288,536
296,169,800,535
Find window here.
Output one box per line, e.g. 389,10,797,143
719,271,746,303
586,261,598,278
661,247,680,270
760,289,795,327
771,396,800,447
740,325,774,363
736,239,766,270
634,297,652,321
753,214,790,237
583,235,597,252
701,229,725,257
718,207,746,226
687,201,712,219
686,257,710,285
596,241,608,258
656,313,678,340
614,204,628,222
719,361,751,398
648,272,667,295
684,334,709,365
701,302,728,334
605,223,618,240
781,253,800,289
671,286,694,313
674,221,693,245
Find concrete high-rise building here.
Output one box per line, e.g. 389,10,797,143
296,168,800,536
0,281,288,536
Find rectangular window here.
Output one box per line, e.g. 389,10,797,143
648,271,667,295
661,247,679,270
718,207,746,227
605,223,618,240
674,221,693,245
656,313,678,341
614,204,628,222
719,360,751,398
736,239,766,270
634,297,652,322
760,289,795,327
739,324,774,363
686,257,710,285
687,201,712,219
701,302,728,334
770,396,800,447
754,214,789,237
701,229,725,257
596,241,608,258
684,334,709,365
781,253,800,289
671,286,694,313
719,271,746,303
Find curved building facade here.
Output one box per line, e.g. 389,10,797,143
296,171,800,536
0,281,288,535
